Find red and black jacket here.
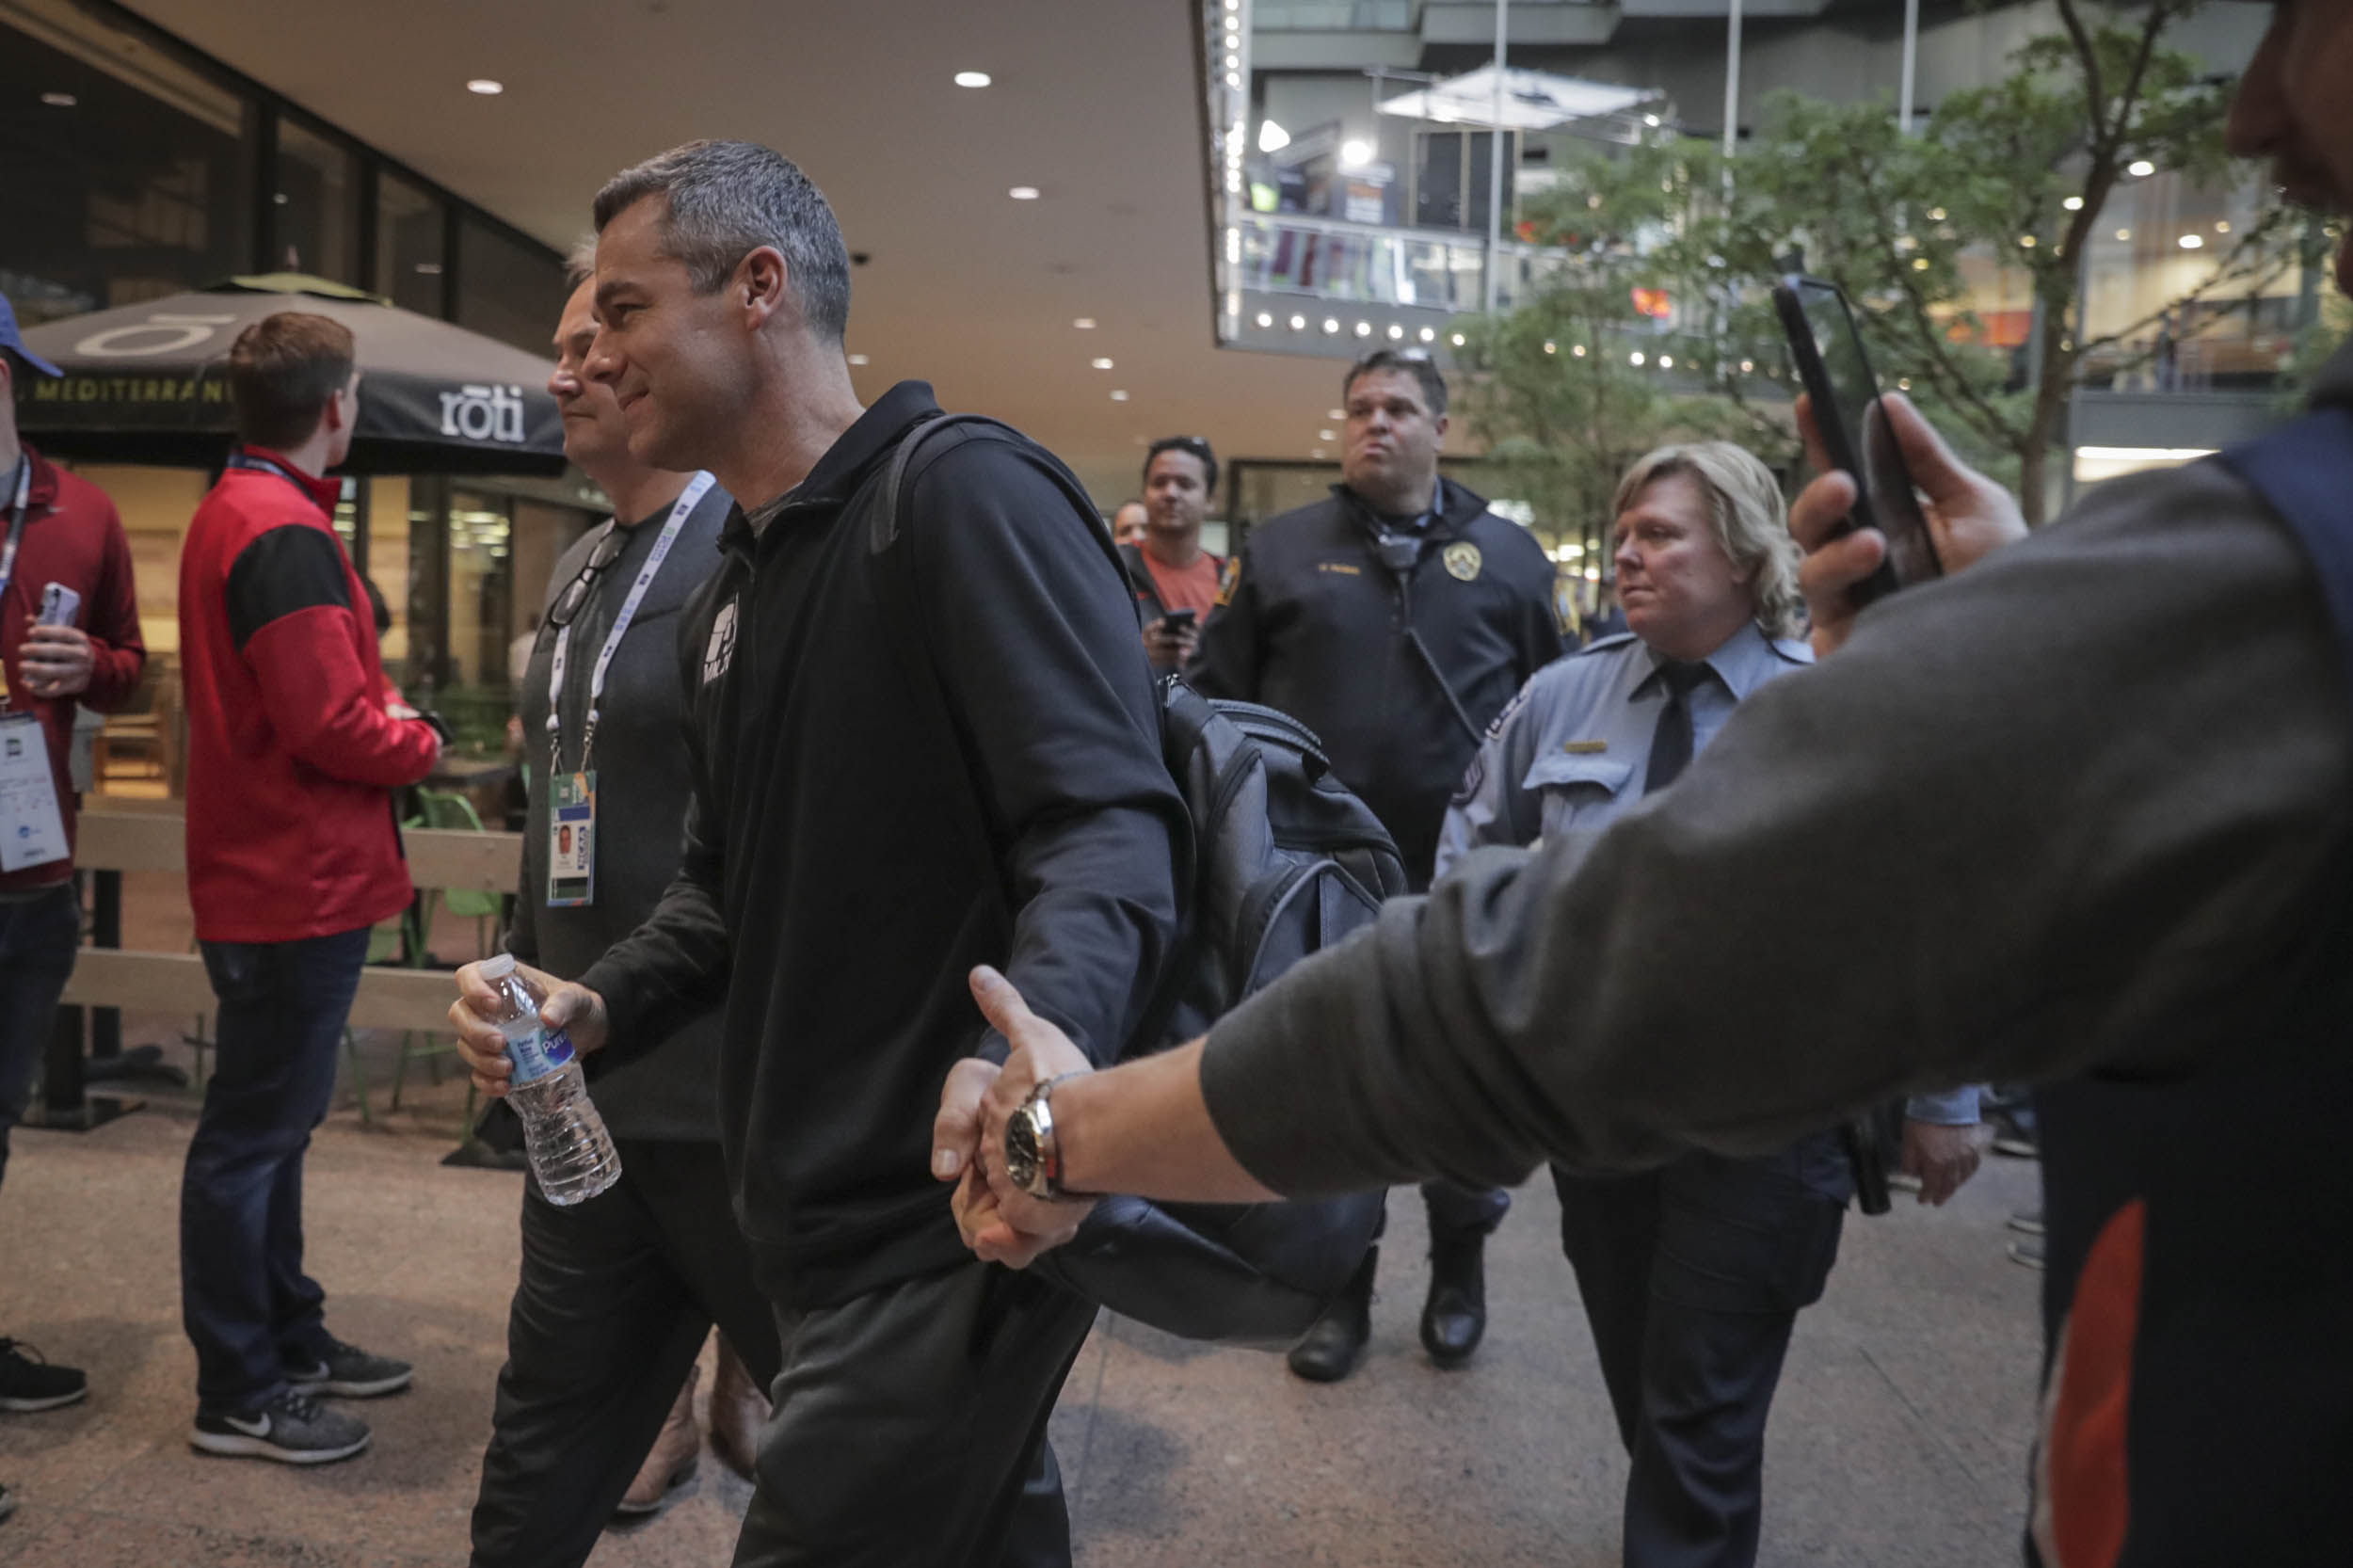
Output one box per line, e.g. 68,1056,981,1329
0,444,146,893
178,448,439,943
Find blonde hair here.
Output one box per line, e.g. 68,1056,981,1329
1611,442,1803,641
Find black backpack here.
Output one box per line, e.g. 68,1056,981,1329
870,413,1400,1348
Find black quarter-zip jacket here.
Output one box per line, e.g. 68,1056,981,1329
581,382,1184,1308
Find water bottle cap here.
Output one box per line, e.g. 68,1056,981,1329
480,952,518,980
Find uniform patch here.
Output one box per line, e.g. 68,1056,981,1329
1481,679,1535,743
1442,541,1483,582
701,598,740,685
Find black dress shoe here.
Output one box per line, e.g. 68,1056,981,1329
1419,1233,1487,1369
1287,1246,1377,1384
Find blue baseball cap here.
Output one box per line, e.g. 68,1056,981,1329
0,294,63,379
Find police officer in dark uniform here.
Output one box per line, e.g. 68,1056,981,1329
1190,348,1565,1382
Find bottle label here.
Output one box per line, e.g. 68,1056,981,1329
503,1021,577,1086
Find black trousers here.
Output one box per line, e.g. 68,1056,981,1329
1552,1137,1847,1568
731,1257,1098,1568
470,1138,781,1568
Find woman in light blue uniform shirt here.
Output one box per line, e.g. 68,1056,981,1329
1437,442,1984,1568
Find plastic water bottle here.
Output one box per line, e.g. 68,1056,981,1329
478,952,620,1206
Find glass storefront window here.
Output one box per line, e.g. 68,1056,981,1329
376,172,447,316
2080,168,2297,392
441,488,515,750
0,0,253,324
456,216,568,356
272,115,360,282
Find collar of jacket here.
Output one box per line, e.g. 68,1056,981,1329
719,380,944,555
1329,472,1490,538
232,445,344,514
14,442,62,520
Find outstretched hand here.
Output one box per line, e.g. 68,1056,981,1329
932,967,1097,1268
1789,392,2026,657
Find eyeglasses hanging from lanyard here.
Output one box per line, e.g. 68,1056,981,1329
543,471,715,774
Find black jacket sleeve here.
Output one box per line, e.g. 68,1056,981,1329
1185,538,1261,701
911,443,1187,1066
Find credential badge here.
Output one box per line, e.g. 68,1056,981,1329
1442,541,1483,583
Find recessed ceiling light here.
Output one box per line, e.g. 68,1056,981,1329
1385,324,1404,340
2128,159,2156,178
1544,341,1557,354
1319,429,1337,441
1573,344,1587,358
273,192,289,205
1418,327,1435,343
1629,351,1645,366
40,90,75,107
1354,320,1372,336
1110,390,1129,401
1323,318,1340,334
2063,196,2084,211
466,78,504,95
2115,228,2132,241
1073,317,1096,329
1327,408,1345,420
1255,312,1273,328
2215,219,2232,233
954,71,992,88
1091,357,1114,370
414,262,442,275
1658,354,1674,369
848,353,870,365
1290,315,1307,331
1739,359,1753,373
1008,185,1040,200
1339,139,1373,170
2178,232,2204,249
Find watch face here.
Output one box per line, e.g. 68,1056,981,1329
1004,1110,1043,1193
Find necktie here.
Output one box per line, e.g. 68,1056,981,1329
1644,661,1710,794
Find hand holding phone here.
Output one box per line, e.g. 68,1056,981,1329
1771,276,1943,608
1157,607,1197,632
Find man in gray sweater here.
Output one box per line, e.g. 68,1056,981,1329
466,265,777,1565
934,10,2353,1560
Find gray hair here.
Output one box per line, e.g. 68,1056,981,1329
591,139,852,343
564,234,598,287
1612,441,1803,641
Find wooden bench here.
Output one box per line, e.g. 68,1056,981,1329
42,808,521,1126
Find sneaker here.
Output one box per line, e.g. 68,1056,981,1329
190,1388,370,1464
286,1338,412,1399
2008,1234,2046,1271
2008,1207,2046,1236
0,1340,88,1413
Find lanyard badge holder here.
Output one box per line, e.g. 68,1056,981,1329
543,472,713,907
0,460,70,872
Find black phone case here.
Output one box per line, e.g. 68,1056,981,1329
1770,279,1926,609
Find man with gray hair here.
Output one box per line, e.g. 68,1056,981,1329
447,140,1183,1566
1438,440,1982,1568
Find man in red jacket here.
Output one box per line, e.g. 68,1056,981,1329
0,294,146,1504
177,312,441,1467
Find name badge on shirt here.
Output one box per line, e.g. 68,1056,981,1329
0,713,69,873
546,771,596,907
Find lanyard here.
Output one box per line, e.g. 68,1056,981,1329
0,459,28,611
546,471,713,772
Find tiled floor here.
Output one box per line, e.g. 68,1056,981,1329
1,1063,2042,1568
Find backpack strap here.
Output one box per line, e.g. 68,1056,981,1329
1119,541,1170,621
2217,403,2353,699
862,411,1144,920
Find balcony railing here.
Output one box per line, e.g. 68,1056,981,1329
1231,211,1568,315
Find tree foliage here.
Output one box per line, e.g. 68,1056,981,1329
1463,0,2313,531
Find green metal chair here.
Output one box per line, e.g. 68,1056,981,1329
389,788,500,1124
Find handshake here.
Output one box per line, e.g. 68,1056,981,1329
931,967,1103,1270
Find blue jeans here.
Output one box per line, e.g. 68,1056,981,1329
181,925,370,1412
0,884,82,1196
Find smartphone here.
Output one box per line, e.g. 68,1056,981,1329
37,583,82,628
1158,607,1197,632
1771,275,1943,606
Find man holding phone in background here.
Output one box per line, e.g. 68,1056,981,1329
0,294,146,1497
1120,436,1222,673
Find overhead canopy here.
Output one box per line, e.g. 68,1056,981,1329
1379,67,1662,133
15,275,566,476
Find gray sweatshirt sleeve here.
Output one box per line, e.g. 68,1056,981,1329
1199,462,2353,1197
